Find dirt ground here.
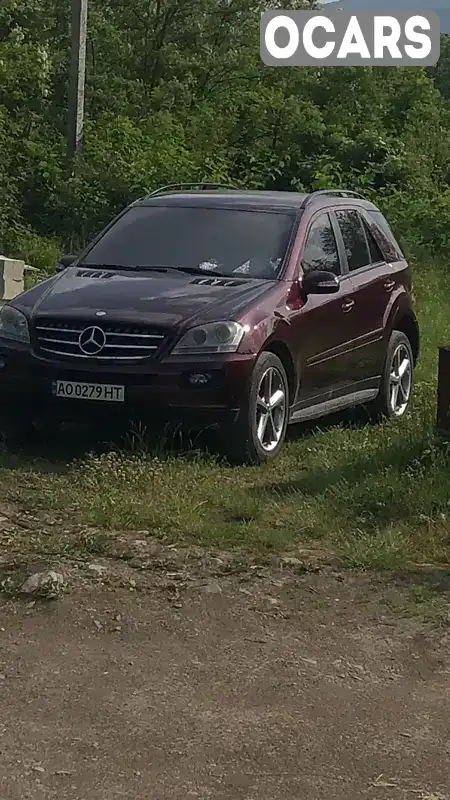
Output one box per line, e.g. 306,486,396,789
0,566,449,800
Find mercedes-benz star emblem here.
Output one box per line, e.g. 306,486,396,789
78,326,106,356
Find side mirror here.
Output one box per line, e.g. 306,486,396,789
55,254,77,273
302,269,340,295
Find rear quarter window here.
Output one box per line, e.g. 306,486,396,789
368,211,405,262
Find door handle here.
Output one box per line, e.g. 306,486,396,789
384,279,395,292
341,298,355,313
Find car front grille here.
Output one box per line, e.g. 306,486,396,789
34,318,166,361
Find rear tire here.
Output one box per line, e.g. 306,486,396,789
221,351,289,465
369,331,414,422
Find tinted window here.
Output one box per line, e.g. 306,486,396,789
362,218,384,264
301,213,341,276
81,206,295,279
369,211,404,261
335,210,370,272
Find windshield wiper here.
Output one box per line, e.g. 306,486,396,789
77,262,173,272
77,263,232,277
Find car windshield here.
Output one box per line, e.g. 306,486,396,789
80,205,296,279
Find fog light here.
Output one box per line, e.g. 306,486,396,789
188,372,210,386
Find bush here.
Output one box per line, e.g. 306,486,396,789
380,189,450,255
4,224,61,273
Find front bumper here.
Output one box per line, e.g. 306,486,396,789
0,342,256,427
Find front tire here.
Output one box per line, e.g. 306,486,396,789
369,331,414,422
221,351,289,465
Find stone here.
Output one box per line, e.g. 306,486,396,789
87,564,107,576
20,571,65,597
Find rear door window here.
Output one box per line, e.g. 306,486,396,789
335,209,370,272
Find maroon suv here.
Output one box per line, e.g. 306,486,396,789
0,184,419,463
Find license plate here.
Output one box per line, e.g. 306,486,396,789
52,380,125,402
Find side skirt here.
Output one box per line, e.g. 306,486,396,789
288,388,379,424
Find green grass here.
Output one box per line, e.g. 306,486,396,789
0,255,449,571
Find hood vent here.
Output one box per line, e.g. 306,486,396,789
76,269,114,279
190,277,246,288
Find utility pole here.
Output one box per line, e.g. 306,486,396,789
68,0,88,163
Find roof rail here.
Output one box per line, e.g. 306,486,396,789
147,182,239,198
302,189,364,206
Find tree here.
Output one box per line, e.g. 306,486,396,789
1,1,450,261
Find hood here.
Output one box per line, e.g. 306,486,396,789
14,267,277,328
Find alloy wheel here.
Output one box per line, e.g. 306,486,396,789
388,343,412,416
255,366,287,452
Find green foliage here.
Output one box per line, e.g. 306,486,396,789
1,0,450,264
380,188,450,254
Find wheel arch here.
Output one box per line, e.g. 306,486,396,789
393,312,420,365
261,339,297,403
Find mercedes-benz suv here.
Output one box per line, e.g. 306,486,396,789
0,183,419,464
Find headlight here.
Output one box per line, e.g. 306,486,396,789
171,321,245,355
0,305,30,344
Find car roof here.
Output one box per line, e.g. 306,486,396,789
135,190,308,212
134,189,380,214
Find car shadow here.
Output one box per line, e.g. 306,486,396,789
0,400,396,475
263,431,441,499
0,416,219,475
285,403,373,442
0,401,374,475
